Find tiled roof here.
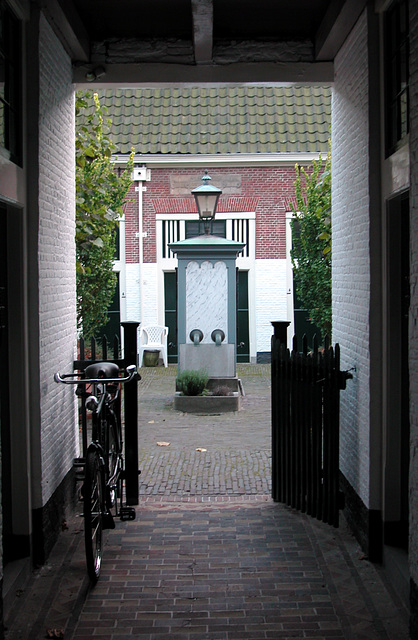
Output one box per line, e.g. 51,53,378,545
87,85,331,155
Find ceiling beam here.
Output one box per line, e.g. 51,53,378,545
191,0,214,64
73,61,334,88
315,0,367,60
38,0,90,62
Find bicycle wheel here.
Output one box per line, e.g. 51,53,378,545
84,448,105,583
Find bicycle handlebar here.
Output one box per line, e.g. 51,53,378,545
54,364,139,385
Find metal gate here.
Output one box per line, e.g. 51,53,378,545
271,330,352,527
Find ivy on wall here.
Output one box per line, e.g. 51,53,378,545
290,144,332,339
75,92,134,338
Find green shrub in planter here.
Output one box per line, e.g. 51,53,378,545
176,369,208,396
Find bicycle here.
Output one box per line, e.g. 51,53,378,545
54,361,139,583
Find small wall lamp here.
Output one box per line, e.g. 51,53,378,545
85,66,106,82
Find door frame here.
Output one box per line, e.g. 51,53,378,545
383,190,410,549
1,204,32,565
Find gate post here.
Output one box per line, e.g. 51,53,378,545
271,321,290,501
271,321,290,345
121,321,140,505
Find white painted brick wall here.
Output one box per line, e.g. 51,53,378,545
332,11,371,507
125,263,141,321
255,259,287,354
38,14,77,506
125,264,159,327
408,0,418,583
141,264,159,326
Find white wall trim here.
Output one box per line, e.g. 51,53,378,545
114,153,322,169
113,215,127,322
156,212,256,221
285,211,295,342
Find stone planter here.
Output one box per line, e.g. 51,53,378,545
174,391,241,414
143,350,160,367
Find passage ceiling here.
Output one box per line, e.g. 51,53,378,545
44,0,367,84
71,0,330,42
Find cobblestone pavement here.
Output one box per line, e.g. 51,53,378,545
137,365,271,497
4,365,410,639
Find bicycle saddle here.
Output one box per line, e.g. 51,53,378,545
84,362,120,379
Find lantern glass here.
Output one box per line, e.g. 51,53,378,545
191,171,222,233
195,192,220,221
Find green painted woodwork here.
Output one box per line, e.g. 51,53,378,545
164,270,178,364
236,270,249,363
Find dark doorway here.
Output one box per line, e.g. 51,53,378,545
97,273,121,344
385,191,410,550
236,270,249,362
0,206,31,565
0,204,12,563
164,270,178,364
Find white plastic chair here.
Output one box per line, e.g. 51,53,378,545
138,325,169,367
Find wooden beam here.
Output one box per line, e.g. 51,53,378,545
315,0,367,61
73,61,334,87
191,0,213,64
37,0,90,62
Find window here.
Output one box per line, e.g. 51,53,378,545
0,0,22,165
158,215,253,261
185,220,226,239
385,0,409,156
162,219,181,258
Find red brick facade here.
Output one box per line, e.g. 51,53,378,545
123,165,300,263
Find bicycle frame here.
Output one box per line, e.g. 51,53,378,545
87,380,124,516
54,363,138,583
54,363,137,506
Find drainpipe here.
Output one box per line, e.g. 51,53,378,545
133,166,150,325
135,181,144,326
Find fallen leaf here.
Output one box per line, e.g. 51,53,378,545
196,448,207,452
157,441,170,447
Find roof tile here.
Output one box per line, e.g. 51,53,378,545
84,85,331,155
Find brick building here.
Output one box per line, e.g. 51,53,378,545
2,0,418,636
90,86,331,362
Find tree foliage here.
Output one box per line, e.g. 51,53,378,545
290,146,332,338
75,91,134,338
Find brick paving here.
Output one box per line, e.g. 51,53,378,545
4,365,410,639
138,449,271,496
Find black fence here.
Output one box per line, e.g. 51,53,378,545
74,321,140,505
271,331,352,527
